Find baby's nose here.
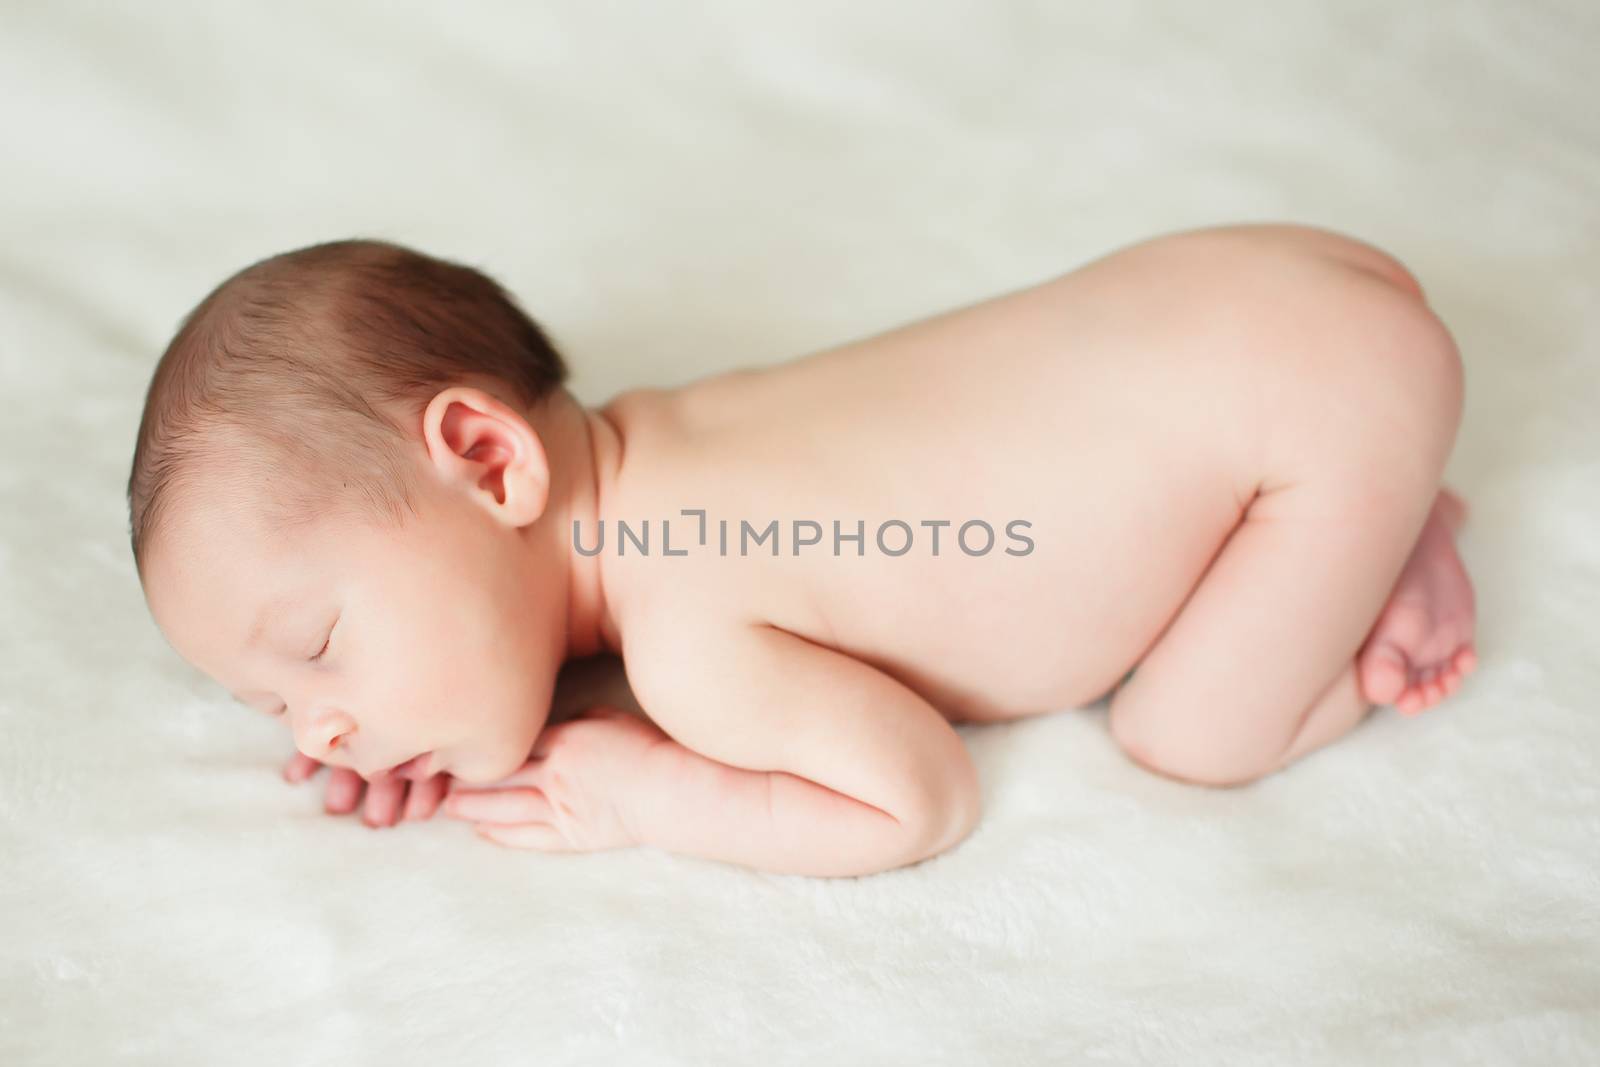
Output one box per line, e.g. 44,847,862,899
291,708,357,763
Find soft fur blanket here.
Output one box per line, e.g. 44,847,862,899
2,3,1596,1063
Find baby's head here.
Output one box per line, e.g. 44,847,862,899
130,239,588,783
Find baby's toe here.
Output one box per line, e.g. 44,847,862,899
1421,673,1448,708
1395,643,1477,715
1406,667,1433,708
1358,641,1410,704
1378,597,1432,651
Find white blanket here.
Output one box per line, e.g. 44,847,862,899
3,3,1597,1063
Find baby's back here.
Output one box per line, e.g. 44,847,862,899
601,234,1282,722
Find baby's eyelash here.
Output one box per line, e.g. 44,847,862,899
309,620,336,663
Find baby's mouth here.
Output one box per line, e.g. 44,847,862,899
371,751,435,782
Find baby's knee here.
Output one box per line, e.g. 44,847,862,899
1108,701,1277,788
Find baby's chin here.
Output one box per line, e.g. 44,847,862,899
448,740,538,785
443,705,551,784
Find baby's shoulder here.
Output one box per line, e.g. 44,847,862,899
619,598,737,673
616,604,767,717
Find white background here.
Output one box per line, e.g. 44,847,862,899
2,2,1597,1064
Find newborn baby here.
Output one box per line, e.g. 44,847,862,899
129,223,1477,877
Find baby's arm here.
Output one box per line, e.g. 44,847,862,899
451,621,981,877
444,617,979,876
622,621,981,876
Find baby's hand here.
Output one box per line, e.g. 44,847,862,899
443,707,670,853
282,752,451,828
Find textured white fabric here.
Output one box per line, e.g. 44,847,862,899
3,2,1597,1063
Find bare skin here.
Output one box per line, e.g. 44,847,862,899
451,223,1472,858
144,223,1478,875
281,489,1478,826
1357,488,1477,714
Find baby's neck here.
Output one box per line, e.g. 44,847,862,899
545,393,625,661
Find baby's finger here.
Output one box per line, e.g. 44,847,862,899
283,752,321,783
402,774,450,822
362,776,407,828
324,767,365,815
446,787,554,824
475,822,573,851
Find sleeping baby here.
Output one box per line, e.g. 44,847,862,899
128,224,1477,877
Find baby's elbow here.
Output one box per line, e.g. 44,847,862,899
928,787,983,858
897,753,983,863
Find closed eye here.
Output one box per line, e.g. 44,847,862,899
309,616,337,663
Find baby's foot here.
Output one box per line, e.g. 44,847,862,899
1357,488,1478,715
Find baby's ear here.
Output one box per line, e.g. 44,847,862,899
422,386,550,527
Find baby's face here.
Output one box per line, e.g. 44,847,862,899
143,478,563,784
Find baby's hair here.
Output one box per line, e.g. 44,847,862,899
126,239,569,582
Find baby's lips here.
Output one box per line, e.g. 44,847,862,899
358,752,429,783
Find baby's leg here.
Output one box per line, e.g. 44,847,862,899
1108,244,1465,787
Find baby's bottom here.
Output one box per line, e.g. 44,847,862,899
1107,233,1471,787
